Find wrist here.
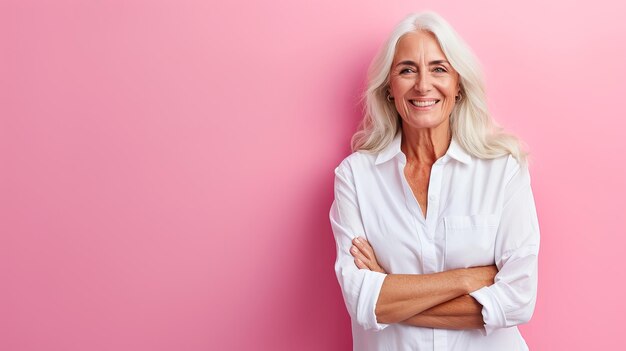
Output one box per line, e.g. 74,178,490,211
454,268,473,295
462,268,481,294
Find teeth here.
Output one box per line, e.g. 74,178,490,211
410,100,437,107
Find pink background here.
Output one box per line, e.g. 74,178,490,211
2,0,625,350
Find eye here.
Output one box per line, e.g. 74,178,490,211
433,67,447,73
399,67,416,74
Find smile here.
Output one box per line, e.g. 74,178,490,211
409,99,440,109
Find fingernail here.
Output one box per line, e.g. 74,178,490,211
354,237,361,243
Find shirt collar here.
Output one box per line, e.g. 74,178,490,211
374,129,472,166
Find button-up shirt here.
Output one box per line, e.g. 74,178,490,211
329,130,540,351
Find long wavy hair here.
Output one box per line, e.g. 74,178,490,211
351,11,529,166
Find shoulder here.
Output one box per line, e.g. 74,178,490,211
501,154,531,186
473,153,530,186
334,150,378,176
332,151,379,193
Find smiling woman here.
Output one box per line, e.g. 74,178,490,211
329,11,540,351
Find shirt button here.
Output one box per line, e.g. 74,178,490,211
429,194,437,202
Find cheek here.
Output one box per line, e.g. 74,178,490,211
389,78,411,95
394,100,408,115
434,79,457,94
389,83,400,97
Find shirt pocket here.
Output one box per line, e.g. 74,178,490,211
443,213,499,270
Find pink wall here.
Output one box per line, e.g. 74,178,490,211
2,0,625,350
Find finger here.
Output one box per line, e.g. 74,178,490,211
355,258,376,272
350,244,359,257
351,245,375,270
353,237,375,261
352,237,370,259
352,239,380,272
354,258,368,270
353,239,385,273
352,246,378,271
350,245,367,262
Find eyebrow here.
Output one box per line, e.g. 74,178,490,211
395,59,450,67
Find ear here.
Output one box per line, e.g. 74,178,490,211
386,88,394,98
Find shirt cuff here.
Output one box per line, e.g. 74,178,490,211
469,286,507,336
358,271,390,331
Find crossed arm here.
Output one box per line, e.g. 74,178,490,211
349,236,496,330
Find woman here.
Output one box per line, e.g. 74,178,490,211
329,11,540,351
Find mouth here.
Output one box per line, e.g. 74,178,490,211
409,99,440,110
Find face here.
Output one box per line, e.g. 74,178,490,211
388,31,461,131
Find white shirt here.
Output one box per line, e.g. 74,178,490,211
329,130,540,351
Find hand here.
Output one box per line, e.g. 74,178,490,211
350,237,387,274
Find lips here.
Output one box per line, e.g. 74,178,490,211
409,99,439,107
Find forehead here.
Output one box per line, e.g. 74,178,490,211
393,31,446,62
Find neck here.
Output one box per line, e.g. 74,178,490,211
400,121,452,166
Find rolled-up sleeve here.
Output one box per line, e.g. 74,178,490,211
470,157,540,336
329,161,389,331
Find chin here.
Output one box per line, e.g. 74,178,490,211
403,116,447,129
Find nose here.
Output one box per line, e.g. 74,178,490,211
414,71,431,93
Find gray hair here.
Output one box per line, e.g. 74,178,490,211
351,11,529,166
